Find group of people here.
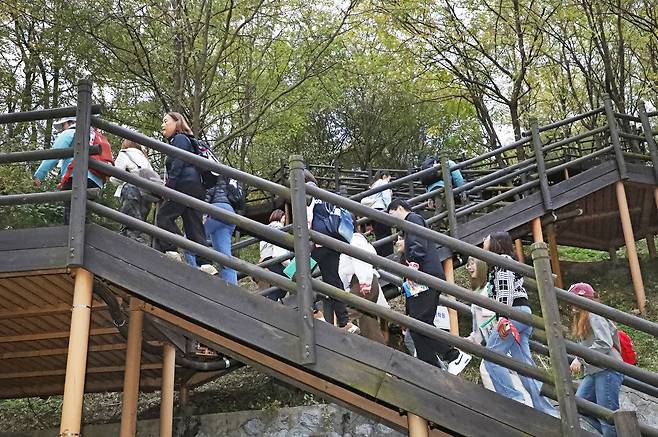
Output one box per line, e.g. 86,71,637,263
33,112,239,283
33,113,627,435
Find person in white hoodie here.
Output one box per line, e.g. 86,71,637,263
338,230,390,343
110,139,158,243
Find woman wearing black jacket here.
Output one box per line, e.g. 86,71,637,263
154,112,212,270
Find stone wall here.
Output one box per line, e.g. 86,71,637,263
3,404,404,437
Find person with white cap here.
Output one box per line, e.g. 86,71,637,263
33,117,103,224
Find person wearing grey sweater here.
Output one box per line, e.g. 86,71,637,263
569,282,624,437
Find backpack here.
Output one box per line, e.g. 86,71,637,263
419,155,441,186
189,136,221,189
226,177,246,210
120,149,164,199
617,329,638,365
59,128,115,188
318,202,354,243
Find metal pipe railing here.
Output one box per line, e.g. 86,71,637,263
520,106,605,137
0,105,102,124
0,146,100,164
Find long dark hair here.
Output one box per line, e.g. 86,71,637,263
372,170,389,184
486,231,516,260
166,111,193,135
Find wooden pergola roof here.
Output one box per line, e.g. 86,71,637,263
0,270,168,398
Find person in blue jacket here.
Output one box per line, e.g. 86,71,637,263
33,117,103,224
153,112,214,272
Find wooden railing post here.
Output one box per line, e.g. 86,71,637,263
440,152,458,238
603,94,628,180
289,155,316,364
407,167,415,198
529,117,553,211
613,410,642,436
531,242,579,436
334,161,340,192
637,101,658,210
68,79,93,267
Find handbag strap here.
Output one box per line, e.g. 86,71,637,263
121,149,143,170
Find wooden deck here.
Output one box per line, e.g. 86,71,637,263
0,224,568,437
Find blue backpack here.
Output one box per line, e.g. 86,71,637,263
319,202,354,243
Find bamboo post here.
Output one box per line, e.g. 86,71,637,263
546,224,563,289
407,413,429,437
531,243,580,436
613,410,642,436
442,258,459,336
532,218,544,243
160,343,176,437
120,297,145,437
59,268,94,437
514,239,525,263
68,79,93,267
615,181,646,313
289,155,316,364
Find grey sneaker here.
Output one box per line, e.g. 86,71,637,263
199,264,218,276
165,251,182,262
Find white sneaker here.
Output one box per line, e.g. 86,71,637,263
199,264,218,276
447,350,472,375
165,251,182,262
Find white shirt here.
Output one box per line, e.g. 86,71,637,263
260,221,290,260
361,178,392,210
110,148,154,197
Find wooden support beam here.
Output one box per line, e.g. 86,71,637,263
0,302,109,320
0,363,163,379
120,297,145,437
0,343,126,360
160,343,176,437
613,410,642,436
546,225,563,289
0,268,69,279
442,258,459,336
59,268,93,437
141,304,421,436
0,327,118,343
647,235,657,258
615,181,646,314
532,218,544,243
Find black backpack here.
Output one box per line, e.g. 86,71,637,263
226,177,246,210
188,136,220,189
419,155,441,186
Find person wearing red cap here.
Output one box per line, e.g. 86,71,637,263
569,282,624,437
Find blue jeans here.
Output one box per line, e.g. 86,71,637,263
576,370,623,436
483,306,557,416
204,202,237,284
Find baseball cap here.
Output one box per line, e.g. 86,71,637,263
568,282,597,299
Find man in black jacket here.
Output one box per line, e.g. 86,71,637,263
387,198,470,374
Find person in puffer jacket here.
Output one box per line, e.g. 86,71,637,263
154,112,213,272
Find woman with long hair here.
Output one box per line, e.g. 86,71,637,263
154,112,213,272
482,232,556,415
569,282,623,436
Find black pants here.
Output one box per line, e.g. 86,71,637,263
154,181,210,265
312,245,348,327
406,289,454,366
60,178,101,225
372,215,393,257
119,185,153,244
262,259,288,301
